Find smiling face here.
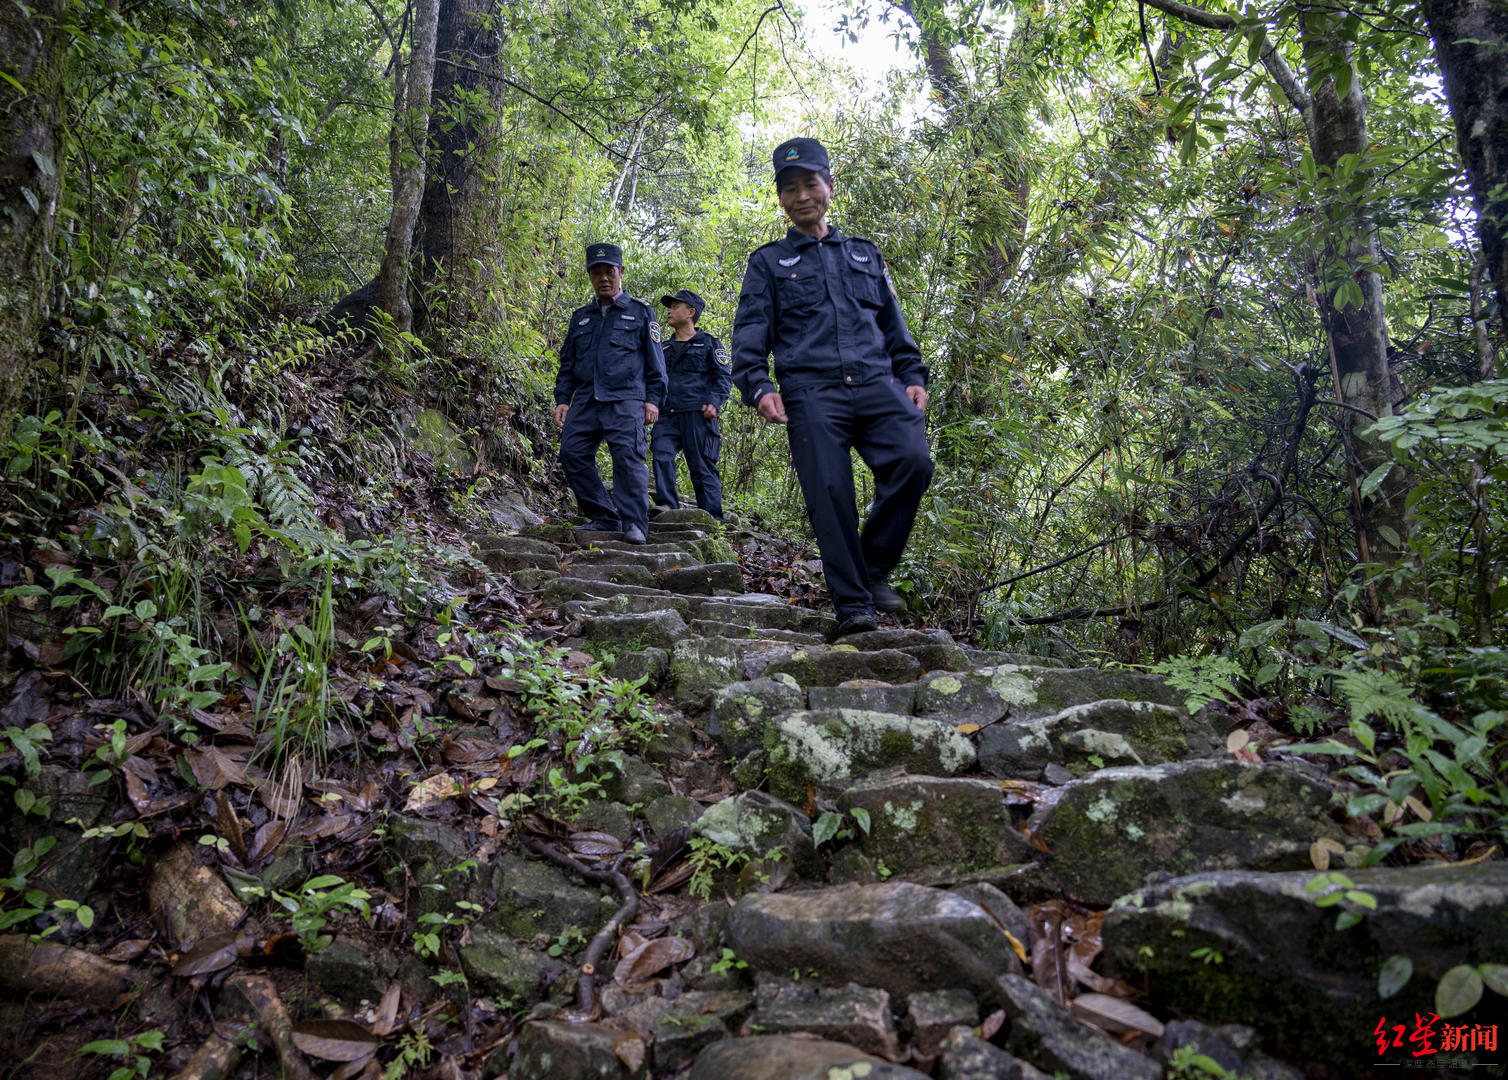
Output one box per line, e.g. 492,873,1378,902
588,263,624,299
777,168,834,235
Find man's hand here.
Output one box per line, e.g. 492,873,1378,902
905,384,929,412
644,402,659,424
756,393,788,425
553,403,569,427
701,403,719,420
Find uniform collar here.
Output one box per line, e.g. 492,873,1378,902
594,291,630,311
785,225,847,249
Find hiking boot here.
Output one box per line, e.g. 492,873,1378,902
869,581,905,613
827,610,878,642
622,524,648,545
574,519,621,533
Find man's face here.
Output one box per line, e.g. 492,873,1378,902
777,169,833,230
588,263,624,299
665,301,695,330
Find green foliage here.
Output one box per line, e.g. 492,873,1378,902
74,1031,165,1080
274,874,372,954
1148,654,1243,713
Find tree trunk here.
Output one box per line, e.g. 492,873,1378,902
412,0,506,322
1298,3,1409,570
377,0,440,336
0,0,66,444
1419,0,1508,343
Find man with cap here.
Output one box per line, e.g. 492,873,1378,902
554,242,667,545
731,137,934,639
651,288,732,521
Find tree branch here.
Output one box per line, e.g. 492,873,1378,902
1137,0,1311,117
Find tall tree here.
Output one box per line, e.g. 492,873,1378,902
1142,0,1409,579
1420,0,1508,344
412,0,506,320
378,0,441,335
0,0,67,443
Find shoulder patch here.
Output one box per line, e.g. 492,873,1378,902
650,321,662,343
715,346,731,368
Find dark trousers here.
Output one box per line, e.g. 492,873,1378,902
784,378,934,620
651,411,724,520
558,398,649,534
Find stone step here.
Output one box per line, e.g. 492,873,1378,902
562,562,657,587
808,681,916,713
762,709,977,798
688,1036,927,1080
559,594,691,619
977,698,1221,780
688,595,835,636
690,619,825,645
473,534,562,557
1028,759,1342,906
725,882,1019,1000
835,772,1035,882
588,539,702,555
643,526,711,543
568,547,703,574
659,562,743,595
650,506,720,528
478,549,560,573
833,628,970,674
962,647,1070,669
759,646,923,688
913,665,1186,728
578,609,692,653
539,577,678,603
509,567,562,591
1103,862,1508,1074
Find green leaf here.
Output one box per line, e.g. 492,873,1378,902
812,811,844,847
135,599,158,621
1478,963,1508,997
1436,964,1483,1018
1301,150,1317,182
850,807,871,835
1335,909,1364,930
302,875,345,891
1378,954,1412,999
77,1040,132,1058
1359,462,1393,501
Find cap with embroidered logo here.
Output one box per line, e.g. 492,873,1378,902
659,288,706,317
584,242,623,268
772,137,829,179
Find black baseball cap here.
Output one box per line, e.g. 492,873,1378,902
773,137,830,179
585,242,623,268
659,289,706,317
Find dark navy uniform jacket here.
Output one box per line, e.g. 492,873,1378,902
731,226,926,406
554,291,667,408
662,329,732,413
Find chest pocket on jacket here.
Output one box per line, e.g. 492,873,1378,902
569,325,596,359
844,259,884,308
776,270,825,312
608,320,640,351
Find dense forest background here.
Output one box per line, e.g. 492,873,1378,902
2,0,1507,911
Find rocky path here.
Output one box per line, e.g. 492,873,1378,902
12,508,1500,1080
465,509,1508,1080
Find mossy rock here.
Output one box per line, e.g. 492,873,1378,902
762,709,976,800
978,698,1221,780
837,772,1034,878
693,790,821,879
671,637,750,707
579,609,690,653
762,647,922,688
1103,863,1508,1071
706,676,806,758
487,854,617,940
1034,759,1342,906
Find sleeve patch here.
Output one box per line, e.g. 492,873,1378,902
649,321,662,343
715,347,731,367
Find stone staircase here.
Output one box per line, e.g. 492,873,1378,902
465,508,1508,1080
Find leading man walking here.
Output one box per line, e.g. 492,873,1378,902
731,138,934,638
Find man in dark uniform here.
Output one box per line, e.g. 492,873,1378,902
651,288,732,521
554,242,667,545
731,138,934,638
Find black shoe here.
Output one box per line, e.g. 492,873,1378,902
622,524,648,545
827,610,878,642
870,582,905,613
649,502,673,516
574,519,621,533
